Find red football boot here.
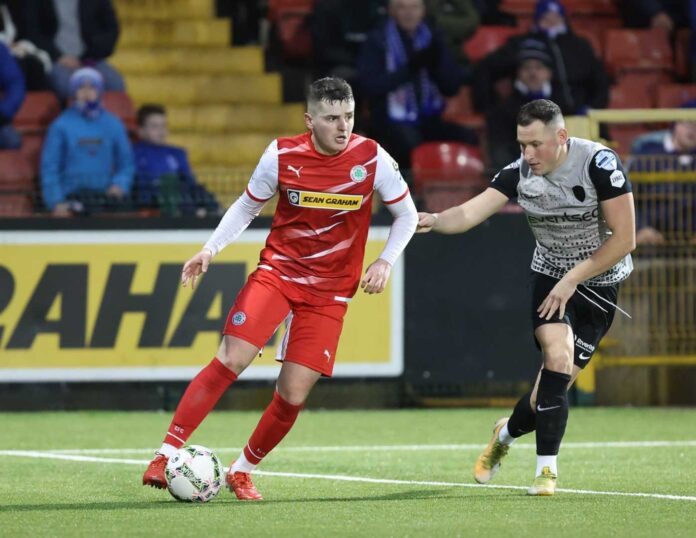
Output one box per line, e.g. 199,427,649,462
226,469,263,500
142,454,168,489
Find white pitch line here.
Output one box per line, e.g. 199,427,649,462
1,450,695,503
20,439,696,455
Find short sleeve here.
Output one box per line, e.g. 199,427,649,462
588,149,633,201
489,160,521,199
374,144,409,204
246,140,279,201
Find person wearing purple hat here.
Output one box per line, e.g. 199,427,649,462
472,0,609,116
40,67,133,216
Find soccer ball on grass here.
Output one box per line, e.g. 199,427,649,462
165,445,223,502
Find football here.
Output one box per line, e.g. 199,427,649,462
165,445,224,502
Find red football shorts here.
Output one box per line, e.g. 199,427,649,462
223,269,348,377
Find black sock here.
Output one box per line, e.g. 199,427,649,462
507,390,536,438
535,369,571,456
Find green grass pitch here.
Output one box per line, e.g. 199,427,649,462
1,408,695,537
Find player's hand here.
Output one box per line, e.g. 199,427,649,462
361,258,391,294
636,226,665,246
537,276,577,321
416,212,437,233
181,248,213,289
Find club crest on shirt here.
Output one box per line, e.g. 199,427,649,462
594,150,617,171
232,312,246,326
350,165,368,182
287,189,363,211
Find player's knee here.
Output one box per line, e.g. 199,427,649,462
217,337,258,374
543,348,573,375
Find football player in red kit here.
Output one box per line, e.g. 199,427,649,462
142,77,418,500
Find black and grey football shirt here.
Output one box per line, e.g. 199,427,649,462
490,137,633,286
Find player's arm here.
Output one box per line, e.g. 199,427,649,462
417,187,509,234
361,146,419,294
538,151,636,320
182,141,279,288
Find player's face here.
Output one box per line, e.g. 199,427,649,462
139,113,168,145
673,121,696,152
517,120,568,175
305,99,355,155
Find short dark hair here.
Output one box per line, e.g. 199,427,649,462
307,77,354,110
517,99,562,126
137,104,166,127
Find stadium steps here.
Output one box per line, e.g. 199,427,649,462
194,165,279,215
166,104,305,133
114,0,215,21
125,74,283,106
168,132,293,166
118,20,231,48
111,47,264,75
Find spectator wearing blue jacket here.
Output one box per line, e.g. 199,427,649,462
0,41,25,149
40,67,133,216
357,0,476,172
628,111,696,245
133,104,219,217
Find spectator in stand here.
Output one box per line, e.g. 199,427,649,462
0,0,49,90
618,0,689,32
22,0,125,101
133,104,219,217
473,0,608,115
485,40,570,170
629,109,696,245
358,0,477,172
424,0,480,67
40,68,133,216
0,41,24,149
312,0,388,84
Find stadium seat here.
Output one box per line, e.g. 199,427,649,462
604,29,674,77
609,83,654,109
675,29,691,80
267,0,315,23
275,9,313,61
0,194,33,217
656,84,696,109
614,71,674,104
0,150,36,191
463,26,520,63
102,92,137,132
442,87,485,129
13,92,61,133
411,142,485,195
608,125,650,158
574,27,603,59
20,134,44,169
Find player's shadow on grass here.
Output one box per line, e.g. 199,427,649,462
251,488,462,504
0,501,206,513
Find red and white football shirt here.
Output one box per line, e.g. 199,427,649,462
246,132,408,300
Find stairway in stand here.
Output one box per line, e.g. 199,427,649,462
112,0,305,211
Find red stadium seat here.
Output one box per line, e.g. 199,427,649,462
0,194,33,217
609,83,654,109
463,26,520,63
102,92,137,132
13,92,61,133
411,142,485,197
0,150,36,191
442,87,485,129
422,184,481,213
614,71,674,104
20,134,44,170
574,27,603,58
276,10,313,61
675,29,691,81
656,84,696,108
604,29,674,77
267,0,314,22
608,125,651,159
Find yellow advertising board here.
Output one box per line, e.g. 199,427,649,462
0,229,403,381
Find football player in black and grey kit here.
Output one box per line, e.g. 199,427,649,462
417,99,635,495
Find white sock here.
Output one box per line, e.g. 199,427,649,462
498,423,516,445
536,455,557,476
157,443,177,458
230,450,256,474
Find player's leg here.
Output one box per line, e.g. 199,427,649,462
143,271,291,488
227,300,347,500
528,322,574,495
227,362,321,500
